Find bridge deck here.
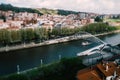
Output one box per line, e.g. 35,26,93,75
76,31,107,56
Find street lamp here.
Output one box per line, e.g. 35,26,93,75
17,65,20,74
59,54,61,60
41,59,43,67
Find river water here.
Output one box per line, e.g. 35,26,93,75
0,33,120,76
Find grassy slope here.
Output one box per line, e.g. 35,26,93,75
36,8,58,15
104,19,120,22
36,8,79,15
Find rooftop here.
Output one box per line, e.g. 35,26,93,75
77,61,120,80
77,67,102,80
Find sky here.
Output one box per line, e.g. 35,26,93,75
0,0,120,14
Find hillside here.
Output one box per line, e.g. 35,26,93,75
0,3,87,16
0,3,42,15
36,8,79,15
36,8,58,15
57,9,78,15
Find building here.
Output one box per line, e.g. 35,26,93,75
77,61,120,80
0,10,96,31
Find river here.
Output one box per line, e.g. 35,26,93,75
0,33,120,76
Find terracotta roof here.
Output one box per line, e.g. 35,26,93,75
97,62,120,77
77,67,102,80
77,62,120,80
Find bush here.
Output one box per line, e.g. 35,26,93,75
0,74,28,80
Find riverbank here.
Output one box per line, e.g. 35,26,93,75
0,57,86,80
0,30,120,53
95,30,120,36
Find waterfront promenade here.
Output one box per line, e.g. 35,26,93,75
0,30,120,53
0,34,92,52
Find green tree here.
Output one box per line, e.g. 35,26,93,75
2,29,11,45
26,28,35,42
95,16,103,22
39,28,48,40
10,30,21,43
34,28,41,41
0,15,6,22
81,23,117,34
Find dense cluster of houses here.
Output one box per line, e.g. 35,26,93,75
0,10,38,30
0,10,96,30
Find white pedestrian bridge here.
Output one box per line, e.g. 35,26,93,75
77,44,106,56
76,31,108,56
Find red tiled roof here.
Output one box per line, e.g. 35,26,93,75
77,68,102,80
77,62,120,80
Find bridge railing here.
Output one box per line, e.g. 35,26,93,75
75,31,107,56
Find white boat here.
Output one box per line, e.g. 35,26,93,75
81,41,90,46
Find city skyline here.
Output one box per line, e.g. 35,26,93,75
0,0,120,14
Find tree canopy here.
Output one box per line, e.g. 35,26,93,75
95,16,103,22
0,3,42,15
